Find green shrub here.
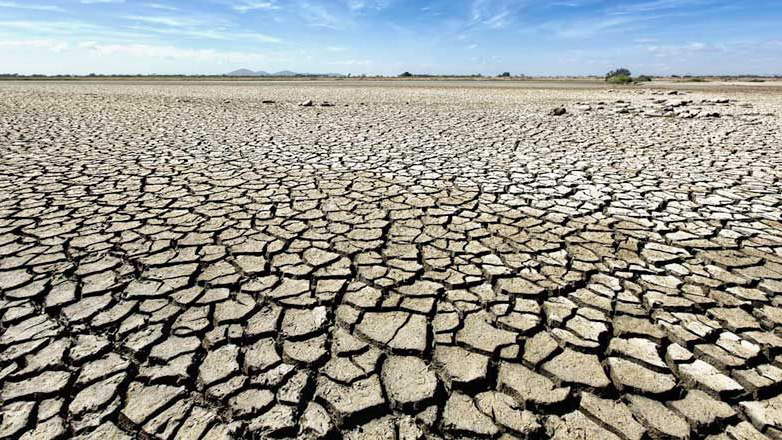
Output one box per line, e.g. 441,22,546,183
634,75,652,82
606,68,631,80
607,74,633,84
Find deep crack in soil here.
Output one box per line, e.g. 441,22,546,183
1,80,782,439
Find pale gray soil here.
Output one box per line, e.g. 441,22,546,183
1,80,782,439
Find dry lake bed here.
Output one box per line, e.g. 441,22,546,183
1,79,782,439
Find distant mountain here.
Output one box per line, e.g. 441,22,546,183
225,69,344,77
226,69,270,76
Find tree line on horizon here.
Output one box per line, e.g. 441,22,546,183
0,72,779,80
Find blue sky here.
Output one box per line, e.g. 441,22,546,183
1,0,780,75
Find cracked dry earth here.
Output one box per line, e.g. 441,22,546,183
1,80,782,440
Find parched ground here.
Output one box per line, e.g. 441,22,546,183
1,80,782,440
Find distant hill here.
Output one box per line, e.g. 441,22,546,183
226,69,271,76
226,69,344,77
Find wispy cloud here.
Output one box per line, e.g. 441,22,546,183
119,11,281,43
1,0,779,75
0,38,68,52
78,41,280,64
123,15,201,27
347,0,392,12
549,1,595,7
468,0,523,30
642,41,727,58
126,24,281,43
0,20,100,33
483,10,510,28
144,3,177,11
609,0,709,14
327,59,371,65
300,2,346,29
0,1,64,12
540,15,650,38
233,1,279,13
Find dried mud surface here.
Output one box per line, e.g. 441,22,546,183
1,80,782,439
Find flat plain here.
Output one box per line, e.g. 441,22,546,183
1,79,782,439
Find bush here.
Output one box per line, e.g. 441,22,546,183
607,74,633,84
498,72,511,77
399,72,412,77
606,68,631,80
635,75,652,82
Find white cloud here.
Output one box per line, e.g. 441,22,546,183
144,3,177,10
643,41,717,57
125,24,280,43
300,2,345,30
484,11,510,29
78,42,275,64
347,0,364,10
0,39,68,52
0,1,64,12
233,1,279,12
326,46,347,51
542,15,642,38
327,59,371,65
550,1,591,6
0,20,101,33
347,0,392,11
123,15,200,27
80,0,125,3
610,0,705,15
468,0,520,30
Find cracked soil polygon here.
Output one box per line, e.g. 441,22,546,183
1,79,782,438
